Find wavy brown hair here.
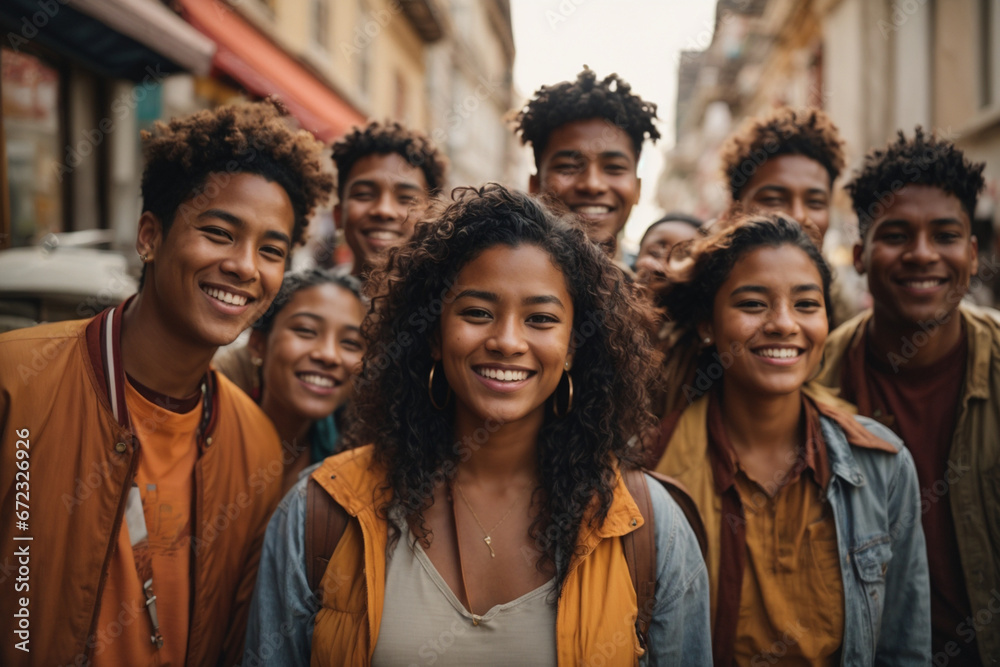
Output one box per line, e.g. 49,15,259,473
346,184,662,594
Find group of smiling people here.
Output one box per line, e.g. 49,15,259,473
1,67,997,667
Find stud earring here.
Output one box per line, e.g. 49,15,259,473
703,337,712,344
251,357,263,367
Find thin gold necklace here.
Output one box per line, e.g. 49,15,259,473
454,481,522,558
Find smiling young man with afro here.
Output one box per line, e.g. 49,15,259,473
514,66,659,261
0,98,333,666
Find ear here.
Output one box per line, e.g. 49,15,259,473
634,177,642,205
564,347,574,372
248,329,267,361
136,211,163,260
429,327,442,361
852,242,866,275
528,173,540,195
696,322,713,345
970,235,980,276
333,203,343,230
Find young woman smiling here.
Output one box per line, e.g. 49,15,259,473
244,185,712,666
653,213,930,665
244,269,366,493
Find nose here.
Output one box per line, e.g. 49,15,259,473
576,163,607,195
763,301,800,336
311,333,343,367
789,197,807,225
219,241,258,283
370,191,400,221
904,232,940,265
485,316,529,357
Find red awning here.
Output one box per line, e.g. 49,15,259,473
177,0,363,141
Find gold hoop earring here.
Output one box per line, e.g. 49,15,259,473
428,362,451,410
553,371,574,417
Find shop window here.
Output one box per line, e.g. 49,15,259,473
2,48,63,247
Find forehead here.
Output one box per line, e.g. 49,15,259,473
278,282,364,321
722,244,822,290
870,184,968,230
456,244,570,294
743,154,830,195
539,118,636,162
343,152,428,190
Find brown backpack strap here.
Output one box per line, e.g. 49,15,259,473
621,468,710,650
621,467,656,650
645,470,708,560
305,476,350,597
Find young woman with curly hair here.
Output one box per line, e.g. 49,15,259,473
652,212,930,665
244,184,711,666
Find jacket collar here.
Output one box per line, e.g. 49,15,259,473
84,297,219,445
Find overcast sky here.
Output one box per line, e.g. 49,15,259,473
509,0,718,246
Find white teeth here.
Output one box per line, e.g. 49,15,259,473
755,348,800,359
203,286,248,306
477,368,530,382
299,373,335,388
904,280,942,289
367,230,399,240
576,206,611,215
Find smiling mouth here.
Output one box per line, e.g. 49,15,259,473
363,229,402,242
752,347,803,360
572,205,613,217
296,372,340,389
202,285,250,306
897,278,947,289
475,367,534,382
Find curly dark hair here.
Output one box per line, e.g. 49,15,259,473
251,268,364,335
332,120,447,200
513,66,660,166
660,212,832,400
347,184,662,595
846,126,986,241
140,98,333,247
720,107,846,201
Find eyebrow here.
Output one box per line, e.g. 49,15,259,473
877,217,965,228
730,283,822,296
754,185,828,195
199,209,291,246
454,289,566,310
549,149,633,162
348,179,425,193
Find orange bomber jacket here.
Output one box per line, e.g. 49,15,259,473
0,304,284,666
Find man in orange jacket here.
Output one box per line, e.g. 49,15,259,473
0,99,333,666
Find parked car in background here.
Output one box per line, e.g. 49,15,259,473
0,231,137,333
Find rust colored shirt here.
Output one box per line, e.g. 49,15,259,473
841,324,978,665
709,393,844,666
92,381,200,666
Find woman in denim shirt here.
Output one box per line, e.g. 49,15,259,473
654,212,930,665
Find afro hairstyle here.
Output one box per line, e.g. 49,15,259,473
512,66,660,167
846,126,986,241
331,120,447,199
719,107,846,201
140,98,333,248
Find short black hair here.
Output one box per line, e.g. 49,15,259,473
513,66,660,166
638,212,704,247
720,107,846,201
846,127,986,240
331,120,447,200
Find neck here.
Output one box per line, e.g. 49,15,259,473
260,393,312,454
452,411,540,488
867,307,964,368
120,293,216,397
720,381,801,454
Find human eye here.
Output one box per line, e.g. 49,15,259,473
877,231,907,244
604,162,629,174
808,198,828,209
292,326,318,338
526,313,560,327
460,307,492,321
795,299,822,311
552,160,582,174
341,336,364,351
936,231,961,243
735,299,767,310
260,244,288,260
350,188,374,201
202,226,233,242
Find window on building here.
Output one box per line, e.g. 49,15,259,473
2,48,63,247
311,0,329,51
980,0,1000,108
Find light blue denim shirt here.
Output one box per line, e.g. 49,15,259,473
243,472,712,666
820,414,931,665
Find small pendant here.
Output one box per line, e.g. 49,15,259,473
472,614,481,626
484,535,495,558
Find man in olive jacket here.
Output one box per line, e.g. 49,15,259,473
817,128,1000,665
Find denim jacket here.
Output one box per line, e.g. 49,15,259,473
243,454,712,667
656,395,930,665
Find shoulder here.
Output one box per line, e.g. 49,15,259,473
0,320,91,391
644,473,704,564
0,319,87,362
